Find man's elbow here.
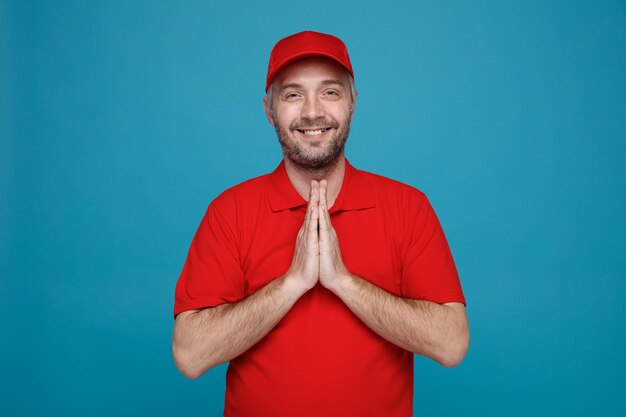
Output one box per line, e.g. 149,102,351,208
172,340,219,380
173,344,202,379
438,329,470,368
438,345,468,368
178,365,203,380
172,310,220,379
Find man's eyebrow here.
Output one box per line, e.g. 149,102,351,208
279,83,303,93
320,79,346,87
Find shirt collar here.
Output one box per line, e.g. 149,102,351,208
267,158,376,213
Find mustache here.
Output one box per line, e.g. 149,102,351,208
290,119,339,130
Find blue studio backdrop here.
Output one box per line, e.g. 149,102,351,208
2,1,625,416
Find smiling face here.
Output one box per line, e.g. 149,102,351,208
263,57,356,170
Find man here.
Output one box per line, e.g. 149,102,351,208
173,31,469,417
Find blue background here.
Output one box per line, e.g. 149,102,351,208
2,1,625,415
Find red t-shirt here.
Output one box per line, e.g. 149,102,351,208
175,158,465,417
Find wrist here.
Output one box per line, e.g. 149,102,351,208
282,272,312,299
328,270,357,298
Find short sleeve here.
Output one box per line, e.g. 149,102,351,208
400,194,466,305
174,203,245,318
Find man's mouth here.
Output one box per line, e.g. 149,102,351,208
295,127,332,136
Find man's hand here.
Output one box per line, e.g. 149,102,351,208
286,180,321,294
318,179,351,293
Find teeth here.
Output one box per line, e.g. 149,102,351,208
302,129,326,136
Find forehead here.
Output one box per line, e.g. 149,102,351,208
274,57,350,88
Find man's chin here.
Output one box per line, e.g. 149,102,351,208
286,148,344,169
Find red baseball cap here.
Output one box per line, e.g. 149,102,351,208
265,31,354,92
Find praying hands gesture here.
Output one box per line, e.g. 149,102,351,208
287,180,351,295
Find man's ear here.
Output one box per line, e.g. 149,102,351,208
263,96,275,126
349,90,358,122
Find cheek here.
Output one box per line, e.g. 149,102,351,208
274,107,300,127
328,100,352,118
331,108,352,125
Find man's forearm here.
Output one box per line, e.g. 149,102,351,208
331,273,469,368
173,274,305,379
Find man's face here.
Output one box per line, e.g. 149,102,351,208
264,57,356,169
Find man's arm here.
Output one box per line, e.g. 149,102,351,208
332,275,469,368
316,179,469,367
172,182,321,379
173,274,306,379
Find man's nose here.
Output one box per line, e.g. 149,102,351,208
301,95,324,120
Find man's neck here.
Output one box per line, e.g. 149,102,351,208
283,155,346,208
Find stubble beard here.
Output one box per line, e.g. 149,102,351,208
272,115,351,170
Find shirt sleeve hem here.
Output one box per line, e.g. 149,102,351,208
408,293,467,307
173,297,230,319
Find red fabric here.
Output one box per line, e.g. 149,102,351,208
265,30,354,92
174,158,465,417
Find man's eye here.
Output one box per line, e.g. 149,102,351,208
285,93,299,99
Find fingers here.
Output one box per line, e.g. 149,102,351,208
318,180,332,245
311,180,320,206
304,181,315,224
302,179,335,247
306,180,320,236
319,179,327,207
